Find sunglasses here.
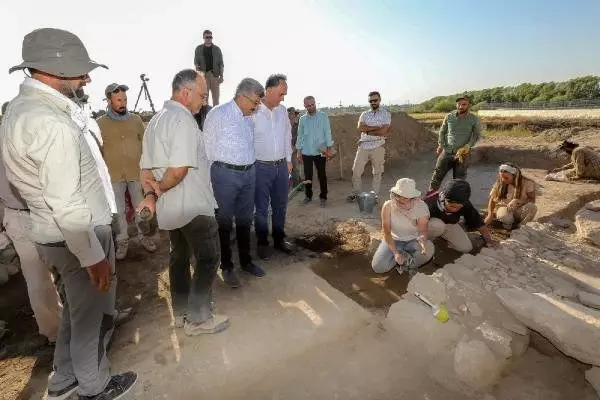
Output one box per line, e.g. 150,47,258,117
369,99,379,104
204,36,213,39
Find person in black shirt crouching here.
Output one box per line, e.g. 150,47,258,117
424,179,497,253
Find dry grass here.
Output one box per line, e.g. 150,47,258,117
483,126,534,137
408,112,446,121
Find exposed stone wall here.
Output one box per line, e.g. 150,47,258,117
384,221,600,395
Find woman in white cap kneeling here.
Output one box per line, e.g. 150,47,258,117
485,163,537,229
372,178,432,277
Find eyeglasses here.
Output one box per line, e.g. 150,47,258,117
243,94,261,107
204,36,213,39
369,99,379,104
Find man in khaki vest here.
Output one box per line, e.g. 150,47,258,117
97,83,157,260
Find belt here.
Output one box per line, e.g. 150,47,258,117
213,161,254,171
40,241,66,248
6,206,30,212
256,158,286,166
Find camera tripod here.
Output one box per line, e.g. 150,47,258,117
134,73,156,113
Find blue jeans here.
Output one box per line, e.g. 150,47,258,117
254,161,289,246
211,163,255,269
371,238,422,273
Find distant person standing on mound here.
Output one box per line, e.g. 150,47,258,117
194,29,224,106
428,96,482,192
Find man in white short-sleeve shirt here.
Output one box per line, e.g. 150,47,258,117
347,91,391,202
138,69,229,336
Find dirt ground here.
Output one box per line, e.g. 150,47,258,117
1,122,599,399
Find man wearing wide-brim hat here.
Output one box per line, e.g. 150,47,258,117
1,28,137,400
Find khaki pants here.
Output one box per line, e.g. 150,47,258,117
495,203,538,229
3,208,61,341
428,218,473,253
352,145,385,194
205,71,220,106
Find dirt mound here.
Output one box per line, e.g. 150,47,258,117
326,112,435,180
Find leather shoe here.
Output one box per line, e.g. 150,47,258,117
241,262,266,277
257,245,272,260
222,269,241,288
274,241,295,254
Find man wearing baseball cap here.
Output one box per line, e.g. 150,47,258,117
428,95,482,192
2,28,136,400
97,82,157,260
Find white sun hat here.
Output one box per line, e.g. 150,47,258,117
390,178,421,198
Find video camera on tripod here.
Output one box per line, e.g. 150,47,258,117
134,73,156,113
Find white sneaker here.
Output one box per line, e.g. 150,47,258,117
139,236,157,253
184,314,230,335
115,240,128,261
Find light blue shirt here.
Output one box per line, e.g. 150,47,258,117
296,111,333,156
203,100,255,165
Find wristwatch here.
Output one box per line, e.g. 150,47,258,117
144,191,158,200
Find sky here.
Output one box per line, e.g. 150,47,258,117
1,0,599,112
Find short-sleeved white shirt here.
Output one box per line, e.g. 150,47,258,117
140,100,217,230
358,107,392,150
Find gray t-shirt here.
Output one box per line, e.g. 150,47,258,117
140,100,217,230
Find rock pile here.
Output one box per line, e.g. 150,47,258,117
0,231,19,286
384,221,600,396
576,200,600,247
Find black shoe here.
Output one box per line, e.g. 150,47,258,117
79,371,137,400
241,262,266,277
346,193,358,203
48,380,78,400
320,198,327,208
274,241,295,255
222,269,241,288
257,244,272,260
302,197,312,204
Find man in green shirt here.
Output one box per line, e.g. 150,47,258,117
428,96,482,191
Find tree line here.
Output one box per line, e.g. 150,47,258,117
410,75,600,113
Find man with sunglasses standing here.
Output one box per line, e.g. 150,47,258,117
347,91,391,202
194,29,224,106
97,83,157,260
204,78,266,289
2,28,136,400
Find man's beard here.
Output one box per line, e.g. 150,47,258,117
58,81,82,99
371,105,379,111
113,107,128,115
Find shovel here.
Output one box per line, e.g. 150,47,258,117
414,292,449,323
288,180,312,202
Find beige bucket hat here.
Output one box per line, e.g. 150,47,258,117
390,178,421,198
9,28,108,77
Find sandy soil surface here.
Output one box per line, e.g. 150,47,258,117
1,127,599,399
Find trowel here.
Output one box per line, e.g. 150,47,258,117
413,292,449,323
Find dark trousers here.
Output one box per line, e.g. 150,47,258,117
210,163,255,270
302,155,328,199
254,161,288,246
168,215,220,324
429,152,468,191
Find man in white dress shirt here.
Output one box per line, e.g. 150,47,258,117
347,91,391,202
253,74,294,260
203,78,265,288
